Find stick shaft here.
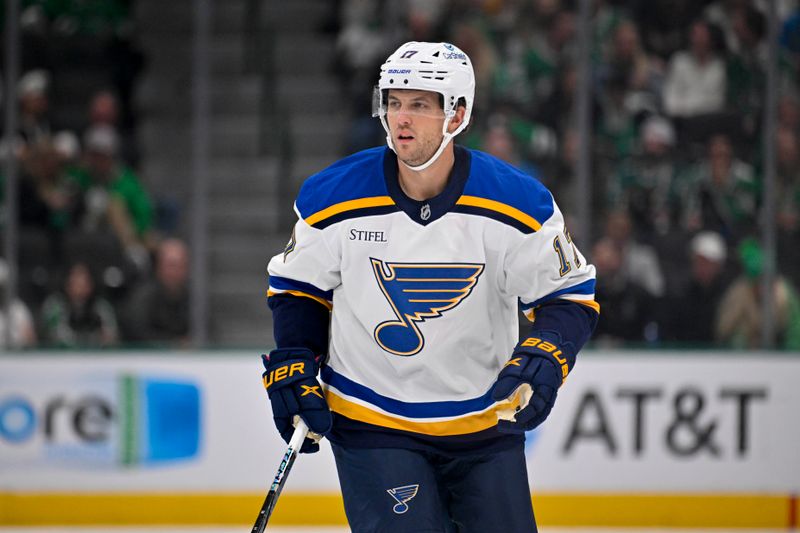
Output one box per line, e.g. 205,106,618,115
288,418,309,450
251,420,309,532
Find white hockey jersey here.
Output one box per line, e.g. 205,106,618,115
267,146,597,443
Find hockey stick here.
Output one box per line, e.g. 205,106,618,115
251,419,309,532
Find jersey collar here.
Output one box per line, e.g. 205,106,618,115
383,145,471,226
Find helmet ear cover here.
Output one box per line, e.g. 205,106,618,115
437,94,468,112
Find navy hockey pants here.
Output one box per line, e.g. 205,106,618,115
331,442,537,533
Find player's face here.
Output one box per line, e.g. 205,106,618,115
386,90,446,168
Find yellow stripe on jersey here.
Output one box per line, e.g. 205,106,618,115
566,298,600,313
304,196,396,226
455,195,543,232
267,289,333,310
522,298,598,322
325,390,519,436
524,308,536,322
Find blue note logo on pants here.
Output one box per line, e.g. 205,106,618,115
386,484,419,514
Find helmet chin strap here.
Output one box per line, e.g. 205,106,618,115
382,114,461,173
397,131,454,172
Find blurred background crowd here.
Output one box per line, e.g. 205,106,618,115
1,0,189,349
0,0,799,351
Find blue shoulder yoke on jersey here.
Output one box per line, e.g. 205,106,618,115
455,150,555,234
295,147,399,229
295,146,556,234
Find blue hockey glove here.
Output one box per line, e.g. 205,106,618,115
262,347,332,453
491,335,573,433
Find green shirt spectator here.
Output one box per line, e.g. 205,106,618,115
40,262,119,348
69,164,153,238
70,125,156,270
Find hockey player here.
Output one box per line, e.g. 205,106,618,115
263,41,598,532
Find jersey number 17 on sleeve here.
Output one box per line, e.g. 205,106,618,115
553,228,581,277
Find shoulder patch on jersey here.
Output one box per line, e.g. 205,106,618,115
295,147,399,228
456,150,555,233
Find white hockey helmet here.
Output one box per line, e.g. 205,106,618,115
373,41,475,171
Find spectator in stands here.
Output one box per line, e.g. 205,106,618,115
596,72,639,159
725,4,767,141
494,8,576,116
52,130,82,168
88,90,119,130
593,19,662,159
406,0,449,41
716,239,800,350
335,0,392,152
677,133,758,241
0,260,37,348
86,89,138,167
777,126,800,230
40,262,119,348
473,112,554,203
704,0,751,55
603,209,666,299
536,8,578,79
535,63,580,137
662,19,727,119
776,125,800,288
122,238,190,346
70,125,155,271
481,115,521,165
779,7,800,76
592,0,632,61
661,231,732,346
632,0,708,61
777,93,800,134
18,140,82,236
591,237,657,345
599,19,664,115
449,18,499,116
609,115,680,236
17,69,53,147
334,0,391,96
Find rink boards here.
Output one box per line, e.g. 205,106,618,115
0,351,798,528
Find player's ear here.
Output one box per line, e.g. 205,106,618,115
447,106,466,134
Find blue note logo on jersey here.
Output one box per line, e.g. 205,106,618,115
387,484,419,514
371,258,484,356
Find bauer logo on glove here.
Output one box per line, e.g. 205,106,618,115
261,348,332,453
262,361,309,389
491,333,575,433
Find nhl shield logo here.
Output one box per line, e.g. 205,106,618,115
420,204,431,221
387,484,419,514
